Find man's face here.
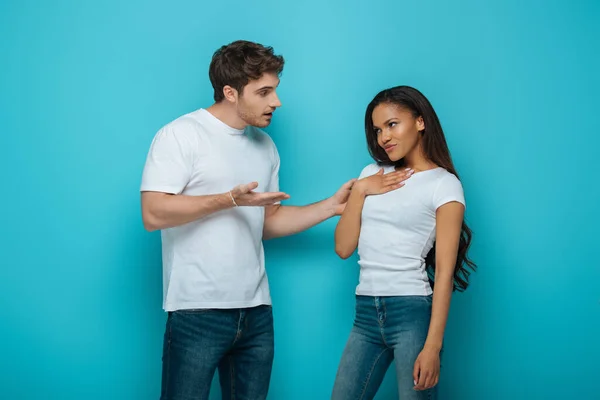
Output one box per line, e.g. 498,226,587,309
236,73,282,128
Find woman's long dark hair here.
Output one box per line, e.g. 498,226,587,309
364,85,476,292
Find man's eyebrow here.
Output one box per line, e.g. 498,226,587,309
255,86,275,92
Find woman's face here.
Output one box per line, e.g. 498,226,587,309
372,103,424,162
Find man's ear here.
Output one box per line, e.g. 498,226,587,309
223,85,238,103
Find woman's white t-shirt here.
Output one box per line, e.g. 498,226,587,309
356,163,465,296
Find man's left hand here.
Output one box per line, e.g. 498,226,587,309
330,179,358,215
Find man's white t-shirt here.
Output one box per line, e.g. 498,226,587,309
140,109,279,311
356,163,465,296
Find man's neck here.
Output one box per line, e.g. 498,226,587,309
206,102,247,130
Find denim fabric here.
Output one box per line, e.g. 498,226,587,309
160,305,274,400
332,295,438,400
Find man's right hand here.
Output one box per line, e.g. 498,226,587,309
230,182,290,206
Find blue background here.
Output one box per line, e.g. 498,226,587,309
1,0,598,399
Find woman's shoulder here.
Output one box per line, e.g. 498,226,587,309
428,166,451,175
358,162,391,178
432,168,462,186
430,168,465,208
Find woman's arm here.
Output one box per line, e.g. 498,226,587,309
413,201,465,391
334,186,368,258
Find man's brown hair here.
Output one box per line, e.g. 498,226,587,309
209,40,285,102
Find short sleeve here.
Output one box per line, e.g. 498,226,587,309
432,173,466,210
140,125,195,195
267,143,280,193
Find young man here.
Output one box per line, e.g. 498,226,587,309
140,40,355,400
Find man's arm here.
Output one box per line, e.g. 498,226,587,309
262,201,334,240
142,182,290,232
141,191,234,231
262,179,356,239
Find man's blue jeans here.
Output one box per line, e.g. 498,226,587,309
160,305,274,400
